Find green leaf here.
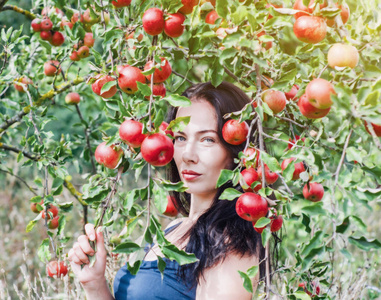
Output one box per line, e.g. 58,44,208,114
210,59,224,88
364,90,380,107
163,94,191,107
153,109,164,131
101,80,117,95
219,188,242,200
301,203,326,216
261,227,271,246
113,242,141,254
254,217,271,228
238,270,253,293
348,236,381,251
52,177,64,190
336,216,350,234
294,291,311,300
127,260,142,276
216,0,228,18
153,178,188,192
161,244,198,265
260,151,281,173
301,231,324,257
282,159,295,182
38,239,51,263
167,116,190,132
216,169,235,187
30,196,42,203
26,220,37,233
137,82,151,96
157,256,166,278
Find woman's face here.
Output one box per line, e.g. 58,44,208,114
173,100,232,199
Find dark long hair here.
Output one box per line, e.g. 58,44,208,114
166,82,267,288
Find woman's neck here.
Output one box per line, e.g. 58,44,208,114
187,193,215,222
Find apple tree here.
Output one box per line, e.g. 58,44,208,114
0,0,380,298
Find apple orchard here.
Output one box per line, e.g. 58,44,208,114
0,0,380,299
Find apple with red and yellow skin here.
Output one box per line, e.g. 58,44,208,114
117,65,146,94
205,10,220,25
303,182,324,202
71,12,83,24
77,46,90,58
48,216,60,229
236,193,268,222
257,164,279,184
119,119,147,148
306,78,336,109
92,75,117,98
293,0,327,19
31,200,44,213
222,119,249,145
164,196,178,217
326,3,350,27
144,58,172,83
40,31,52,41
84,32,95,48
142,8,165,36
112,0,132,7
46,261,68,278
179,0,198,14
261,89,287,114
293,16,327,44
51,32,65,46
31,19,42,32
240,168,262,192
298,93,331,119
70,51,80,61
364,121,381,137
44,61,61,76
243,147,260,168
141,133,174,167
65,92,80,105
41,205,59,220
41,18,53,31
328,43,359,69
287,135,306,150
285,84,299,101
95,142,123,169
81,9,99,24
164,13,186,38
281,158,306,180
14,77,33,93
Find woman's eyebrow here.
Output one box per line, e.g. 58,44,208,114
177,130,218,135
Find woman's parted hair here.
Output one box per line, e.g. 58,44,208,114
166,81,267,287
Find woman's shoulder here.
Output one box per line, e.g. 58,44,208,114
164,217,187,231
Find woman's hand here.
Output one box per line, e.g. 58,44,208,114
68,224,107,288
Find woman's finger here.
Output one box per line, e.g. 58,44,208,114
73,242,90,264
77,235,95,256
84,223,96,241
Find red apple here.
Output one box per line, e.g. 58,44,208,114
298,282,321,297
287,135,306,150
51,32,65,46
303,182,324,202
281,158,305,180
158,121,174,137
285,84,299,101
44,60,61,76
163,195,178,217
14,77,33,93
82,9,100,24
298,93,331,119
65,92,80,105
41,205,59,220
70,51,80,61
326,3,350,26
31,18,42,32
293,0,327,19
257,164,278,184
77,46,90,58
241,168,262,192
41,18,53,31
112,0,132,7
94,142,123,169
91,75,117,98
328,43,359,69
270,214,283,232
142,8,165,36
46,261,68,278
242,147,260,168
118,65,146,94
84,32,95,48
144,58,172,83
306,78,335,109
179,0,198,14
364,121,381,137
119,119,147,148
152,83,166,98
164,13,186,38
141,133,174,167
48,216,60,229
30,200,43,213
40,30,52,41
125,31,144,41
205,10,220,25
222,119,249,145
293,16,327,44
261,89,287,114
236,193,268,222
60,20,73,30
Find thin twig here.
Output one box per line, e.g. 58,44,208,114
334,129,353,186
0,168,38,195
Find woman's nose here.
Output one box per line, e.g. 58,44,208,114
182,141,199,164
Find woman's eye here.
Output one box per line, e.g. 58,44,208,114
203,137,215,143
175,136,186,142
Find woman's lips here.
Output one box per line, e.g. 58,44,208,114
182,171,201,181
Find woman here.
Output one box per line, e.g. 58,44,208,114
68,82,267,299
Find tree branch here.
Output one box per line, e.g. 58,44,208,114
334,129,353,186
0,168,38,195
1,5,36,19
0,142,40,160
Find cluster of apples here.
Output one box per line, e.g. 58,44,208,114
91,57,171,99
293,0,350,44
70,32,95,61
31,201,61,230
95,119,174,170
31,7,66,46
